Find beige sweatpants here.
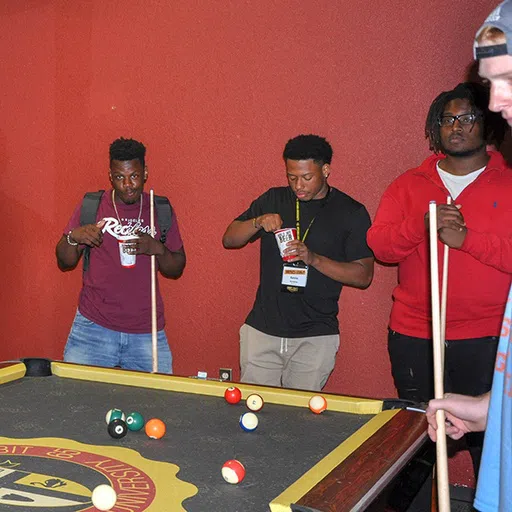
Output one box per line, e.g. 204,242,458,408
239,323,340,391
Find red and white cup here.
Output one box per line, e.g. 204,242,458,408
118,235,138,268
274,228,297,261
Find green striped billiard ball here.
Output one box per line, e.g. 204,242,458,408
105,408,125,424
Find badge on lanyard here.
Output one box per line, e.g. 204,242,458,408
279,196,317,293
277,189,330,293
281,261,308,293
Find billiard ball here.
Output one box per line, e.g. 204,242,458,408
145,418,166,439
91,484,117,511
105,408,125,424
125,412,145,431
308,395,328,414
239,412,259,432
246,393,264,412
221,459,246,484
107,419,128,439
224,386,242,404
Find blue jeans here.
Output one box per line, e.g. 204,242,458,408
64,310,173,373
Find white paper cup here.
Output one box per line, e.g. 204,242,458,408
274,228,297,261
118,235,138,268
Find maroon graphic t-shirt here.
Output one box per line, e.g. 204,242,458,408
64,191,183,333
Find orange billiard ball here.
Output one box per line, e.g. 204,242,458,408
145,418,166,439
308,395,328,414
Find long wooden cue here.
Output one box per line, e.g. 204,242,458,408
150,189,158,373
440,196,451,361
429,200,451,512
432,196,451,512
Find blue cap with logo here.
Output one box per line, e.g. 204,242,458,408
475,0,512,59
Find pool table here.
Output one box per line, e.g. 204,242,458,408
0,359,427,512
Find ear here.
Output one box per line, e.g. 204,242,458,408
322,164,331,179
144,166,148,182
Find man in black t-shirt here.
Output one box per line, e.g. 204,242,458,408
222,134,374,391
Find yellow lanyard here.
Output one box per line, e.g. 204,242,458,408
295,199,317,242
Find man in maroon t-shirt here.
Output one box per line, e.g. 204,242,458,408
56,137,186,372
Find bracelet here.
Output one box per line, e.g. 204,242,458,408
66,230,78,246
252,217,260,229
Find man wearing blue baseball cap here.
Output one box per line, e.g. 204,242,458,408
427,2,512,510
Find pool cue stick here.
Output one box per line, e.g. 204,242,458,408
150,189,158,373
440,196,451,362
429,201,451,512
431,196,451,512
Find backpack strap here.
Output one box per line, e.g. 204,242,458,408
80,190,104,272
154,195,173,243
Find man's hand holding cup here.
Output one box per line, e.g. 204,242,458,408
282,239,315,265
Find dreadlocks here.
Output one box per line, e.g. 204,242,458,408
425,82,507,153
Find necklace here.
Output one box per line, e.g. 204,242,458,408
112,189,143,227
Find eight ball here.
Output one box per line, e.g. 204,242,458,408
108,418,128,439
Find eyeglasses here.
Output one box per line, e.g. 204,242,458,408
438,113,481,127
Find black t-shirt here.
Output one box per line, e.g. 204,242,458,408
236,186,373,338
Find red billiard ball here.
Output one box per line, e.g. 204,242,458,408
308,395,328,414
145,418,166,439
222,459,246,484
224,386,242,404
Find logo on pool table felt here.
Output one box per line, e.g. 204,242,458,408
0,444,157,511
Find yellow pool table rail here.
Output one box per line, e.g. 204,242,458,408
49,361,385,415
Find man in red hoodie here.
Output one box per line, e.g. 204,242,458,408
367,82,511,476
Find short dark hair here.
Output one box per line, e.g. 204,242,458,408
283,134,333,165
109,138,146,168
425,82,507,153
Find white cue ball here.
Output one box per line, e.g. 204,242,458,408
91,484,117,511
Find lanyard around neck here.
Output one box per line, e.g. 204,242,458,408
295,187,331,242
295,198,317,242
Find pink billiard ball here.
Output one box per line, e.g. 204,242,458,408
221,459,246,484
224,386,242,404
308,395,327,414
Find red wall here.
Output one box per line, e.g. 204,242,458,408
0,0,499,486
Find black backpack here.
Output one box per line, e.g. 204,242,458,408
79,190,173,271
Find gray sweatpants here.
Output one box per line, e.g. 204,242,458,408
239,323,340,391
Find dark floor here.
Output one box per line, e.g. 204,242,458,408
407,480,475,512
366,441,476,512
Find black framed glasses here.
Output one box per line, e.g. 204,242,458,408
438,113,481,127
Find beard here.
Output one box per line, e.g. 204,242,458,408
441,140,485,158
